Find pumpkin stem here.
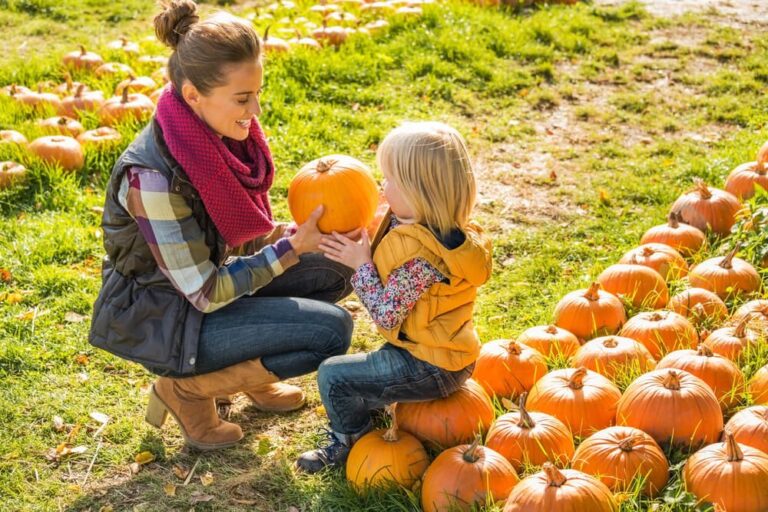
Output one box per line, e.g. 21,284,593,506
545,325,558,335
507,341,522,355
584,282,601,301
663,370,682,391
264,25,272,41
603,337,619,349
543,462,568,487
734,312,753,338
462,435,482,463
382,404,399,442
75,84,85,98
618,434,643,452
724,431,744,462
58,117,68,126
316,158,336,173
694,178,712,200
668,211,680,228
697,344,714,357
691,302,706,320
569,367,588,390
79,44,87,56
649,311,664,322
642,246,655,257
120,87,129,104
719,244,740,270
517,393,536,429
629,254,639,265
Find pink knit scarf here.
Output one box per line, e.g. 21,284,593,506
155,86,275,248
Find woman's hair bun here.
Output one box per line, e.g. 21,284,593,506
154,0,200,49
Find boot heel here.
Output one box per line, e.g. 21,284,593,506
145,388,168,428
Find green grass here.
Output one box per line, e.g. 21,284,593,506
1,0,768,510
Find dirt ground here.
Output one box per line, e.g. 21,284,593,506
594,0,768,24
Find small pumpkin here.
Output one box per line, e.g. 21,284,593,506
640,212,706,256
572,426,669,497
671,178,741,237
485,392,574,472
526,367,622,437
725,147,768,200
597,263,669,309
288,155,379,234
749,365,768,404
619,243,688,281
37,116,84,138
364,19,390,35
1,84,32,96
688,246,761,299
263,26,290,53
106,36,140,54
62,45,103,70
619,310,698,359
0,161,26,189
571,336,656,381
95,62,135,78
656,344,745,411
396,379,494,448
472,340,547,400
616,369,723,448
77,127,122,147
683,431,768,512
725,406,768,455
116,75,158,96
503,463,617,512
421,437,519,512
98,88,155,126
289,30,322,50
553,282,626,340
668,287,729,326
14,87,61,112
312,22,349,46
345,406,429,491
59,84,105,117
516,324,581,359
28,136,84,171
0,130,28,146
703,314,760,361
138,55,168,66
54,73,86,95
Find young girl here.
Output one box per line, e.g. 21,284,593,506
297,121,493,472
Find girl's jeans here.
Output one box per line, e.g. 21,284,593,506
317,342,474,435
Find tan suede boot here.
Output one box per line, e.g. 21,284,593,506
242,359,306,412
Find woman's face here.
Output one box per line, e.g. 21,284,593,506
182,59,263,141
382,166,416,223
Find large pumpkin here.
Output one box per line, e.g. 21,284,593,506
421,438,519,512
619,310,698,359
288,155,379,234
345,407,429,491
688,246,761,299
59,84,105,117
640,212,706,257
731,299,768,334
668,287,729,326
571,335,656,381
526,367,621,437
98,88,155,126
503,463,617,512
472,340,547,400
616,369,723,448
485,392,574,472
62,45,103,70
28,136,84,172
395,379,494,448
671,179,740,237
572,426,669,497
749,365,768,404
703,315,760,361
553,283,626,340
619,243,688,281
516,325,580,359
656,345,744,411
597,264,669,309
725,406,768,455
725,152,768,201
683,431,768,512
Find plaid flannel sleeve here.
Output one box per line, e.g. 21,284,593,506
119,167,299,313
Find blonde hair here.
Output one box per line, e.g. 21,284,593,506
154,0,261,95
377,121,476,238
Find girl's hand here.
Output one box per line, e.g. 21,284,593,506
288,206,324,255
320,229,372,270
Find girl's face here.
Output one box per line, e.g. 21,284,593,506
382,165,415,223
182,59,263,141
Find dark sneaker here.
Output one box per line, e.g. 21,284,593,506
296,430,356,473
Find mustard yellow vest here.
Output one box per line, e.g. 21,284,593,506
371,217,493,371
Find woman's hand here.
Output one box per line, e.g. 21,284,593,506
288,206,324,255
320,229,372,270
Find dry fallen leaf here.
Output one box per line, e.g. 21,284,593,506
134,451,155,465
89,412,110,425
172,464,189,480
98,505,113,512
200,471,214,486
65,312,88,323
190,492,214,504
0,268,11,282
314,405,326,416
75,354,90,365
163,483,177,497
3,292,22,304
52,415,66,432
129,462,141,475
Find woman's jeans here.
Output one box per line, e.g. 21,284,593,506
317,343,474,435
193,253,354,379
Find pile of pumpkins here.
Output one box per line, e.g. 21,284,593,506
343,141,768,511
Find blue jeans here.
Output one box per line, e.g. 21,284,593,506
194,253,354,379
317,343,474,435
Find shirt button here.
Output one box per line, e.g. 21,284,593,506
189,357,196,365
174,185,181,192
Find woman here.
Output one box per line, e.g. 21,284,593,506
89,0,355,450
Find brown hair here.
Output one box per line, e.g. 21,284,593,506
154,0,261,95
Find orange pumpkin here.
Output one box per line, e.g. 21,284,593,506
526,367,621,437
37,116,84,138
0,130,28,146
116,75,158,96
553,283,626,340
95,62,135,78
98,89,155,126
616,369,723,448
619,310,698,359
14,87,61,112
59,84,105,117
503,463,617,512
668,287,729,326
640,212,706,257
106,36,140,54
671,179,741,237
421,438,519,512
396,379,494,448
571,336,656,381
288,155,379,234
516,324,581,358
28,136,84,172
345,407,429,491
749,365,768,404
731,299,768,334
688,246,761,299
62,45,103,70
683,431,768,512
289,31,322,50
264,26,290,53
77,127,122,147
656,345,744,411
485,392,574,472
619,243,688,281
572,426,669,497
725,406,768,455
703,315,760,361
312,23,349,46
597,263,669,309
725,153,768,201
0,161,26,189
472,340,547,400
